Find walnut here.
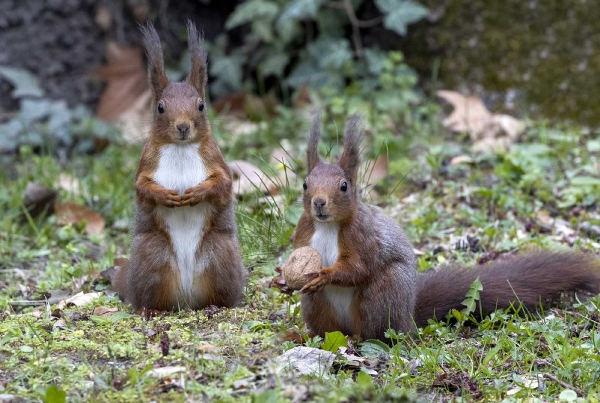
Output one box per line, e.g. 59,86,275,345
282,247,322,290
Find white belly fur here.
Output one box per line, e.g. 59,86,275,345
153,143,210,299
310,222,355,328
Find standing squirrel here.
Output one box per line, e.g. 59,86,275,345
113,22,246,311
294,114,600,341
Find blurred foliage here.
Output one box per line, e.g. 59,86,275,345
0,66,120,156
216,0,429,96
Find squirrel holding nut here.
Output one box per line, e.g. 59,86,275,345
291,114,600,341
113,22,246,311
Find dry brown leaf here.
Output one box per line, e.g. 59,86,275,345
437,90,526,153
94,41,148,121
197,344,217,353
92,306,118,316
229,160,277,196
56,291,102,309
293,84,312,109
360,155,388,187
437,90,492,140
54,201,105,235
450,155,474,165
117,89,152,143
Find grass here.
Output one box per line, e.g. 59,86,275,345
1,111,600,402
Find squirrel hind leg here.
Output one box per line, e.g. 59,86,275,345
194,228,247,308
301,292,344,337
358,265,417,340
128,232,181,311
110,263,129,302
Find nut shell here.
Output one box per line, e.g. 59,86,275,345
282,247,322,290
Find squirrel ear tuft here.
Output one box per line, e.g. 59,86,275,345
307,112,322,172
140,22,169,100
339,115,363,182
186,20,208,100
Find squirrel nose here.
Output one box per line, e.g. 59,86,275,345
313,198,326,208
176,123,190,134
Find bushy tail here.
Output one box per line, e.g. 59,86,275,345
414,252,600,327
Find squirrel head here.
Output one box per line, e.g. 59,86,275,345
303,114,363,224
141,21,209,144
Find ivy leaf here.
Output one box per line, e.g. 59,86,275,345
286,61,330,88
225,0,279,30
278,0,325,27
360,339,390,357
209,54,245,95
0,66,44,98
364,48,388,75
308,37,353,69
322,331,347,352
261,53,289,77
374,0,429,36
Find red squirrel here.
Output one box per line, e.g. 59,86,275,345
294,114,600,341
113,22,246,311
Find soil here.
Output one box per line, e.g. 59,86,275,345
0,0,238,115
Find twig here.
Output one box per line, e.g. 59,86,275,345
328,0,385,27
343,0,363,57
543,373,586,397
325,0,385,57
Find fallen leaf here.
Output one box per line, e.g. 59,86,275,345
53,319,67,331
274,346,335,377
229,160,277,196
197,344,217,353
450,155,474,165
360,155,388,188
22,182,57,219
437,90,492,140
94,41,148,121
54,173,81,195
437,90,526,153
56,291,102,309
145,366,186,378
338,346,366,364
116,89,152,143
92,306,118,317
54,201,105,235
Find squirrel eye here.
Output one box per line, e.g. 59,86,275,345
157,102,165,114
340,182,348,192
303,181,307,191
198,101,205,112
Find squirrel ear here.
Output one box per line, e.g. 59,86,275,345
140,23,169,100
339,115,363,182
186,20,208,100
307,112,322,172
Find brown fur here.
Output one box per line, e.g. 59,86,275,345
113,22,246,312
294,115,600,341
414,251,600,327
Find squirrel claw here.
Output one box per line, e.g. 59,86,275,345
301,275,328,293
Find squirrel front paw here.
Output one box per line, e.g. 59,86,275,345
301,273,329,293
157,189,183,208
180,187,204,206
